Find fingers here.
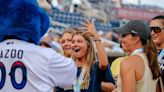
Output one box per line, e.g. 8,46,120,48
79,22,89,27
78,27,87,30
79,22,95,31
84,18,90,24
91,18,95,24
81,18,95,25
78,18,96,36
112,88,117,92
82,31,95,37
82,31,90,35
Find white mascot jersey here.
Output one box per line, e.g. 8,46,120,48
0,39,77,92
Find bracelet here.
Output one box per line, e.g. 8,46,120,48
94,39,101,41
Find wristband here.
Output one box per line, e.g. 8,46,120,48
94,39,101,41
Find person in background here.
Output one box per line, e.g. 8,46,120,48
110,44,129,84
0,0,77,91
60,28,76,57
113,20,160,92
41,29,62,53
40,41,51,48
110,56,128,83
55,28,76,92
48,29,63,53
36,0,52,11
149,15,164,89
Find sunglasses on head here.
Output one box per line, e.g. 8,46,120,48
149,27,164,33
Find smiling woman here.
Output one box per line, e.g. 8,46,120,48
61,19,116,92
113,20,160,92
56,19,116,92
72,32,90,61
60,28,76,57
149,15,164,91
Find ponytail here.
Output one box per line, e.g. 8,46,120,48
143,37,160,79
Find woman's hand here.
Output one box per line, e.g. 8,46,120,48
101,82,116,92
112,88,117,92
79,18,108,70
79,18,100,39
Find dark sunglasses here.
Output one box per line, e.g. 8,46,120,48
120,34,129,38
150,27,164,33
120,33,138,38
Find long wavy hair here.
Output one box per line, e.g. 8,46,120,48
72,31,97,83
141,37,160,79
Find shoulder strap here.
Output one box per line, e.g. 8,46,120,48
133,53,148,66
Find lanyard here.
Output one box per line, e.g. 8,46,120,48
73,67,86,92
131,48,143,55
158,49,164,64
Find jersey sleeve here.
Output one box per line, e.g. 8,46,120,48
93,62,115,84
48,50,77,88
99,64,115,84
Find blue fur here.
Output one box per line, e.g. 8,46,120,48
0,0,49,44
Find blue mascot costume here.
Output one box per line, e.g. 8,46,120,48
0,0,49,44
0,1,77,92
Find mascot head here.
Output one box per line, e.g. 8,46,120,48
0,0,50,44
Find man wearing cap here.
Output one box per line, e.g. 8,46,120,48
0,0,77,92
149,15,164,89
112,20,160,92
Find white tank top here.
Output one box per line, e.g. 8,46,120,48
117,53,158,92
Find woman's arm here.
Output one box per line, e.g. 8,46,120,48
80,18,115,91
80,18,108,70
101,82,116,92
94,37,108,70
120,59,136,92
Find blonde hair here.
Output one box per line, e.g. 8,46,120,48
60,28,77,57
72,31,97,83
61,28,77,38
